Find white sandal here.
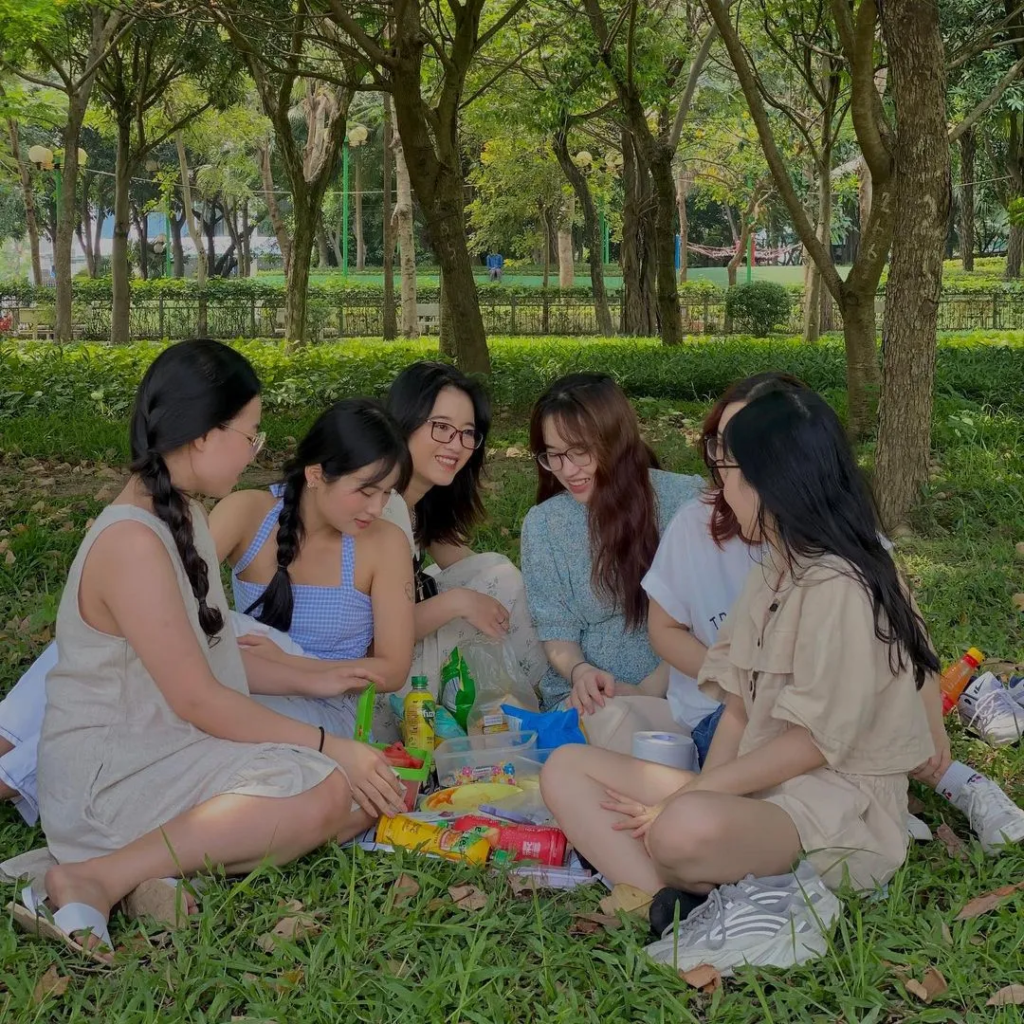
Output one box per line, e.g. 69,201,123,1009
7,885,113,964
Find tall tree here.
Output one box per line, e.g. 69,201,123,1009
4,5,135,341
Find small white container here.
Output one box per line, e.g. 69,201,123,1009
434,730,539,788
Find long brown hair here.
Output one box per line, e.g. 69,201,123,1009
529,373,659,629
702,372,808,547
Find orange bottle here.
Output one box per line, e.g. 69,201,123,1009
375,814,491,865
940,647,984,714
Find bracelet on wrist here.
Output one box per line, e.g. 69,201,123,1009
569,660,588,684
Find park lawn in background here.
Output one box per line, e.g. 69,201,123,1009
1,337,1023,1021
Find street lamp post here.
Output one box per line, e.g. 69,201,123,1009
28,145,87,284
603,152,623,266
342,124,368,279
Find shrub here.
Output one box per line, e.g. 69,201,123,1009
724,281,792,336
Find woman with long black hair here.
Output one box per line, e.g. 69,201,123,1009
381,361,545,709
543,384,940,974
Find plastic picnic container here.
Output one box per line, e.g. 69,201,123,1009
433,731,539,788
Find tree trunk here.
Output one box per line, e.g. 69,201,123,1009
676,167,689,284
439,270,457,356
240,200,251,277
557,193,575,288
552,130,614,334
727,222,746,289
6,117,42,286
648,147,682,344
134,204,149,280
382,94,397,340
803,163,831,343
259,141,291,277
286,195,317,345
170,210,185,277
317,224,330,268
354,150,366,271
53,93,90,342
176,132,207,333
393,133,419,339
958,128,976,271
619,133,657,335
110,114,133,345
875,0,950,529
1007,223,1023,279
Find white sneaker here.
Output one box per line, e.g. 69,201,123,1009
1005,675,1024,710
906,813,933,842
950,773,1024,854
958,673,1024,747
645,860,841,975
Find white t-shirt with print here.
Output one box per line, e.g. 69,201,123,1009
641,497,762,729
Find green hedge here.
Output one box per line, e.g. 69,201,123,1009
3,333,1024,422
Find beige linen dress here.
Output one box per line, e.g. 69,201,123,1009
698,552,935,891
36,503,338,863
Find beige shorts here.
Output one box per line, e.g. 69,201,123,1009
760,767,910,892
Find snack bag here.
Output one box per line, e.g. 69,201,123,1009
461,640,539,734
440,647,476,731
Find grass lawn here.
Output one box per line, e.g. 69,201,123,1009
1,338,1024,1021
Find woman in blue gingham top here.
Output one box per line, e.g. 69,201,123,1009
210,399,416,739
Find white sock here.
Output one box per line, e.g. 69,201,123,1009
937,760,981,805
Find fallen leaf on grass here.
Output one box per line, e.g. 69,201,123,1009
936,823,968,861
599,883,653,918
32,967,70,1004
38,477,55,487
907,794,926,815
94,485,117,502
504,446,527,459
904,978,930,1002
256,902,323,951
448,884,487,911
569,912,623,935
508,875,542,896
988,984,1024,1006
940,921,953,946
4,549,14,565
271,967,304,993
31,501,45,512
383,958,409,978
1013,593,1024,613
1016,541,1024,558
955,879,1024,920
679,963,723,994
392,873,420,906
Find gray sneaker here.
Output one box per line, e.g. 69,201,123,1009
645,860,841,975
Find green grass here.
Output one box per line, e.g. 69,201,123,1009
1,338,1024,1021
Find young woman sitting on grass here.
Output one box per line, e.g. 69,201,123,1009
380,361,545,720
520,372,703,751
6,340,404,962
644,372,1024,862
210,398,415,738
0,400,415,828
542,384,940,975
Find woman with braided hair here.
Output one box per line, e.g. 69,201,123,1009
209,398,416,737
9,340,405,961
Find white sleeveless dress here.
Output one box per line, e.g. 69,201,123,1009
36,502,338,863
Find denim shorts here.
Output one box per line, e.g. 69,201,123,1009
691,704,725,767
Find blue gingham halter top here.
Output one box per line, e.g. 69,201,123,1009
231,485,374,660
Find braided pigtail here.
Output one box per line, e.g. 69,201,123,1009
244,465,305,632
133,449,224,641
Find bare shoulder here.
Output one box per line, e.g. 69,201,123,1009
87,516,177,573
209,488,276,560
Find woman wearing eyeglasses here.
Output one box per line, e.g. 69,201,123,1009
520,373,703,750
380,362,545,713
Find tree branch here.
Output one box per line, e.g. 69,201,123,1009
668,20,719,152
949,55,1024,143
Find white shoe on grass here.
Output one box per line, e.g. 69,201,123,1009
950,773,1024,854
906,813,933,842
958,673,1024,747
645,860,841,976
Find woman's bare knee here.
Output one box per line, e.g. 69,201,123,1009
646,795,725,869
540,744,589,802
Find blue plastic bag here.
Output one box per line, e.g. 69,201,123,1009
499,704,586,748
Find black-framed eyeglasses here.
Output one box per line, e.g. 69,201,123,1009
537,446,591,473
227,425,267,457
702,434,737,471
429,419,484,450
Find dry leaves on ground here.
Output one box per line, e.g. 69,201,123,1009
955,878,1024,921
936,823,968,861
256,900,323,951
392,873,420,906
32,967,70,1004
448,884,488,911
679,963,723,994
599,883,653,918
987,984,1024,1006
1013,593,1024,613
904,967,948,1003
569,912,623,936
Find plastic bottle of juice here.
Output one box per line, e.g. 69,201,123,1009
451,815,567,867
375,814,490,865
940,647,984,714
404,676,436,750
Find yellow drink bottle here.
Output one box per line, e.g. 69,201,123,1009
375,814,491,865
403,675,436,750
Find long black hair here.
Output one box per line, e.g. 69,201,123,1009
386,361,491,548
130,338,261,641
245,398,411,632
723,387,939,688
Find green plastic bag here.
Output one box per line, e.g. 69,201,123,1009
440,647,476,731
